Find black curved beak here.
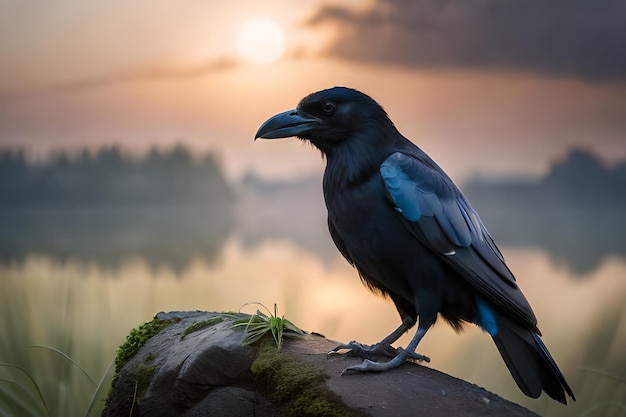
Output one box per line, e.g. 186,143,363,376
254,109,319,140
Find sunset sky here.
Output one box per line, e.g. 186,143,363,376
1,0,625,182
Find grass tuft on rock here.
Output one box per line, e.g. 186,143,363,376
233,303,304,350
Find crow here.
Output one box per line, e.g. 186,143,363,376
255,86,575,404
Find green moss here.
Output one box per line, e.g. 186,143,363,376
135,365,156,398
114,316,175,378
221,310,239,316
104,316,175,415
251,341,365,417
180,317,224,340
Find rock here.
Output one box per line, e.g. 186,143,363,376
185,387,273,417
103,311,540,417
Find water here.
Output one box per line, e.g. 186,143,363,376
1,204,625,417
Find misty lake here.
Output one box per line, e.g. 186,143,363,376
1,184,625,416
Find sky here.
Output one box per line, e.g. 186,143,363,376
0,0,625,182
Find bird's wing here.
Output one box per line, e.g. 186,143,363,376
380,152,538,329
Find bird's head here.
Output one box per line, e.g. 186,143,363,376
255,87,396,155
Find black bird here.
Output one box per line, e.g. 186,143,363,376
255,86,575,404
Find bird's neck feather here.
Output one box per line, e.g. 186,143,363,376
322,127,400,193
324,143,378,190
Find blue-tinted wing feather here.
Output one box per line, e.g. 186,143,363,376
380,152,472,248
379,163,422,221
380,152,537,329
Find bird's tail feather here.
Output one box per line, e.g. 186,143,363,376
492,316,575,404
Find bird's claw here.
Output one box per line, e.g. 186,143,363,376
339,347,430,374
341,353,408,373
327,341,362,359
341,359,380,374
327,340,398,360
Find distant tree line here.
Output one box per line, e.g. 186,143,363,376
462,148,626,274
538,148,626,205
464,148,626,207
0,145,234,207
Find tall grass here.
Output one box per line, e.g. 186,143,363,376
0,349,114,417
0,268,115,417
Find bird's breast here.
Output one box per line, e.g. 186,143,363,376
325,175,424,276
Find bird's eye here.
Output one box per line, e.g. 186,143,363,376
321,101,336,115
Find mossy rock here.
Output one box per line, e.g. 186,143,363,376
114,316,177,378
103,311,540,417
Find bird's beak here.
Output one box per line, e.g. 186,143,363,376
254,109,319,140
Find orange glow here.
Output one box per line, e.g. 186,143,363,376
237,19,286,65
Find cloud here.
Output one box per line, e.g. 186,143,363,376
307,0,626,80
1,58,239,100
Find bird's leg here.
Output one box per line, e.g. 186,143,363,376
341,327,429,374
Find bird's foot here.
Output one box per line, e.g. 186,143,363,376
328,342,430,373
327,340,399,360
340,347,430,374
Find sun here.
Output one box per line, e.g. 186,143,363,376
237,19,286,65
